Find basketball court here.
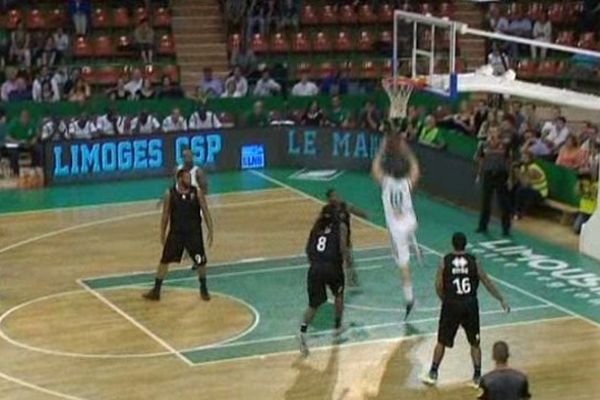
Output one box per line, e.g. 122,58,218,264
0,169,598,399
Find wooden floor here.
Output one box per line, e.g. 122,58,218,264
0,187,598,399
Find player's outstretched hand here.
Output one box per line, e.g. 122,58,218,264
501,300,510,313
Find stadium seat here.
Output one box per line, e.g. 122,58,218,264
162,64,180,82
80,65,94,82
153,8,171,28
7,9,22,30
301,5,319,25
382,59,393,77
94,36,115,58
334,31,352,52
158,35,176,56
361,60,379,79
113,8,131,28
292,32,311,52
73,36,93,57
339,5,357,24
318,61,334,79
420,3,434,16
92,8,110,29
295,61,313,79
578,32,597,50
339,60,357,79
548,4,564,25
517,59,537,78
27,10,46,30
144,64,161,84
135,8,149,23
270,33,289,53
48,8,67,29
555,31,575,47
555,60,569,76
358,5,377,24
537,60,558,77
313,31,332,52
117,35,132,52
357,30,374,52
228,33,241,52
95,65,120,85
219,112,235,128
380,30,392,45
378,4,394,23
251,33,268,54
320,5,337,24
439,2,454,18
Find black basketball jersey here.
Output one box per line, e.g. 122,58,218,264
442,252,479,300
169,185,202,234
306,222,342,267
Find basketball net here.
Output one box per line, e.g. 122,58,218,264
382,77,423,121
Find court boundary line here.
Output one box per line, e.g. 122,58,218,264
76,279,194,366
0,370,88,400
250,170,600,329
0,187,288,218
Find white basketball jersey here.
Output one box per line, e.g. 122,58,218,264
381,176,415,227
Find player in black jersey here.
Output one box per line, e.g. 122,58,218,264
325,189,368,287
143,169,214,301
298,204,351,356
422,232,509,387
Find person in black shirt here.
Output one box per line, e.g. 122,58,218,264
479,341,531,400
301,100,325,127
143,169,214,301
298,204,350,356
422,232,509,387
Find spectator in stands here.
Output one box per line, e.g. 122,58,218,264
0,25,8,68
253,68,281,97
189,104,222,130
9,20,31,68
1,68,18,101
543,116,570,153
225,66,248,97
96,108,120,136
32,66,60,103
198,67,224,98
221,79,243,98
68,77,91,103
487,5,509,34
321,69,348,96
358,100,382,131
540,105,561,133
116,114,135,136
230,41,257,76
441,101,475,136
132,110,161,135
487,42,510,76
8,77,31,101
245,100,269,127
531,12,551,60
520,103,540,134
556,136,585,170
125,69,145,99
327,95,350,128
63,67,81,98
512,151,548,219
158,75,184,99
581,123,599,153
38,36,58,68
4,110,37,175
580,0,600,32
291,73,319,97
246,0,270,41
477,109,499,141
40,115,68,141
506,10,532,58
225,0,247,30
276,0,299,31
473,100,489,135
582,141,599,176
134,17,155,64
68,0,91,36
418,115,445,150
53,28,70,64
68,113,97,139
521,129,551,158
162,108,188,133
573,172,598,234
301,100,325,127
135,78,156,100
107,77,131,100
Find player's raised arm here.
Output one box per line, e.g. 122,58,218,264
160,189,171,245
197,187,214,247
371,137,386,185
347,203,368,219
402,141,421,187
339,222,351,270
476,262,510,312
435,261,444,301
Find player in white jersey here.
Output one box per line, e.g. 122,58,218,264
371,135,420,319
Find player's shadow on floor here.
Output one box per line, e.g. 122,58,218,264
284,345,340,400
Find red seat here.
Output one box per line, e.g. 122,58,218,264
94,36,115,57
555,31,575,47
162,64,180,82
318,61,334,79
228,33,242,52
250,33,268,54
270,33,289,53
439,3,454,18
339,5,357,24
578,32,597,50
27,9,46,30
219,112,235,128
158,35,176,56
380,30,392,45
80,65,94,82
358,4,377,24
48,8,67,29
548,4,564,25
340,60,357,79
135,8,149,23
92,8,110,29
517,59,537,78
292,32,311,52
117,35,133,52
144,64,161,84
313,31,332,52
320,5,337,24
95,65,120,85
378,4,393,23
301,5,319,25
334,31,353,52
382,59,393,76
537,60,557,77
556,60,569,76
113,7,131,28
357,31,373,52
73,37,93,57
153,7,171,28
7,9,23,30
361,60,379,79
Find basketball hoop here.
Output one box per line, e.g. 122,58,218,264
382,76,427,120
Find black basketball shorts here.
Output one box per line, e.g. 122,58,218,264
160,230,207,266
438,299,480,348
307,264,344,308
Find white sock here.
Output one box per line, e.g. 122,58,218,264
403,284,414,304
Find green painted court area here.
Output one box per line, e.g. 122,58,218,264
3,168,600,365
